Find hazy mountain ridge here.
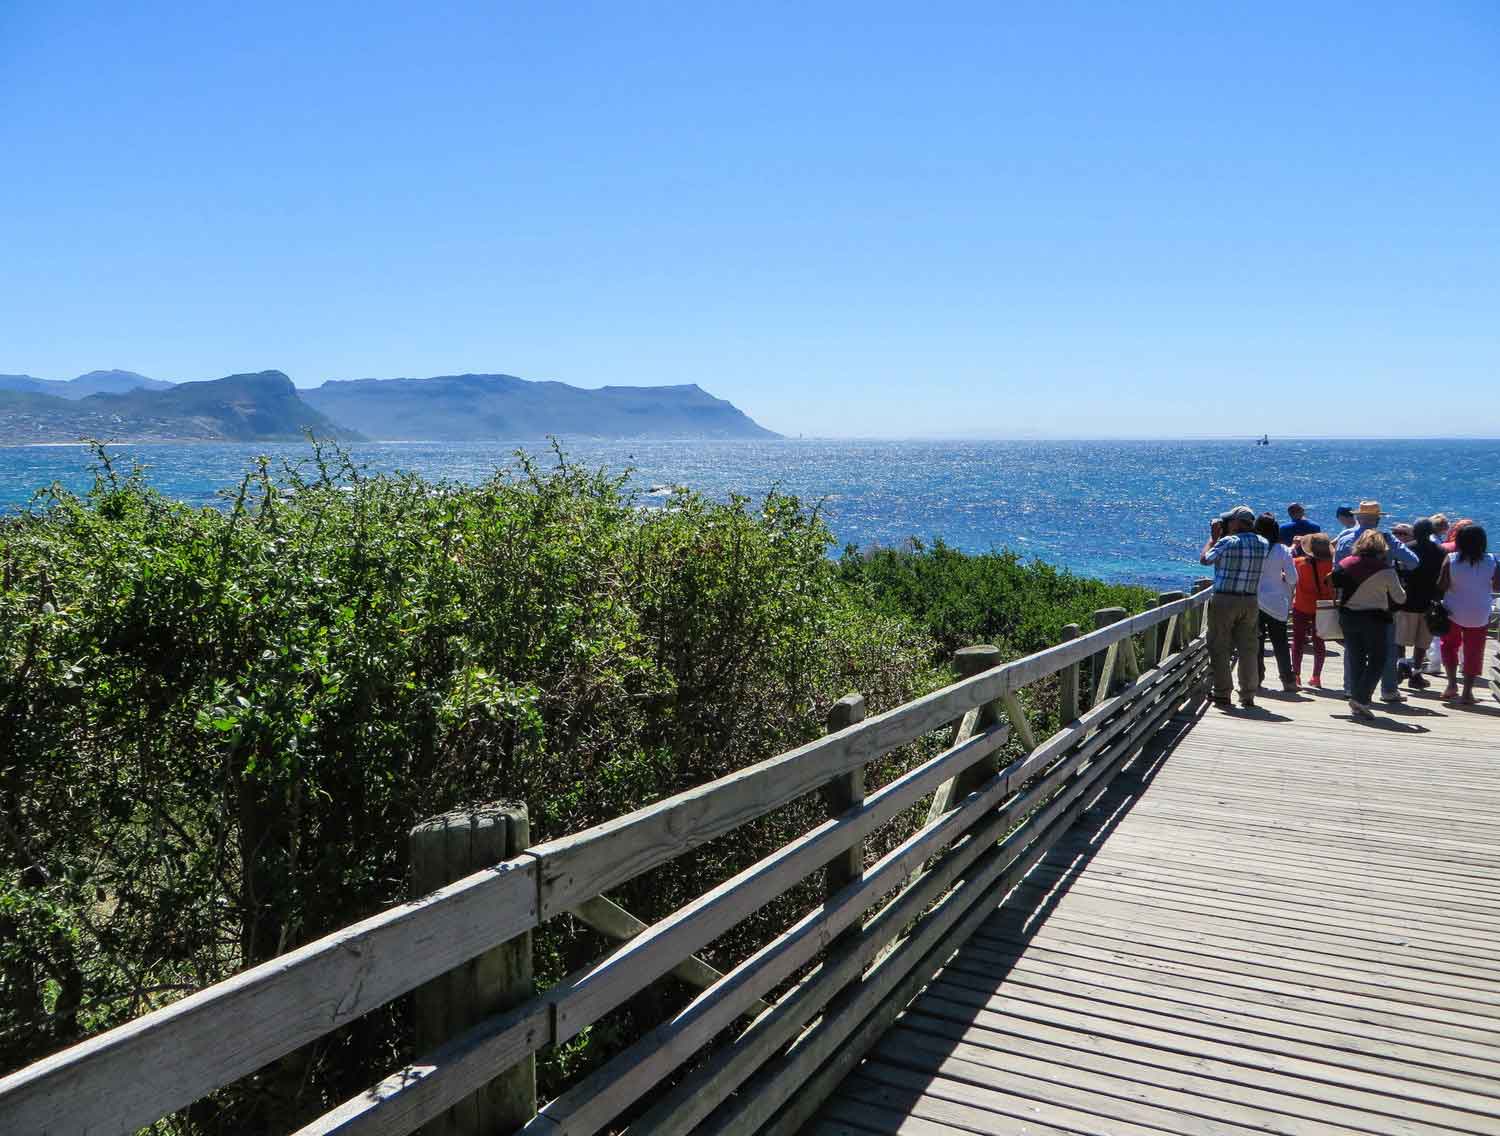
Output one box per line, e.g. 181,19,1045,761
0,371,358,444
0,370,174,399
0,369,777,444
301,373,779,440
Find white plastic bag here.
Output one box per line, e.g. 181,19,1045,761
1424,636,1443,674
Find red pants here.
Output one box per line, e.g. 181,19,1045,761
1440,622,1488,677
1290,609,1326,678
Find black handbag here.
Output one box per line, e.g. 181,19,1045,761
1425,600,1451,636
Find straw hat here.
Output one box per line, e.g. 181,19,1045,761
1355,501,1383,520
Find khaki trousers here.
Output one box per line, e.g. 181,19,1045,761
1207,592,1259,700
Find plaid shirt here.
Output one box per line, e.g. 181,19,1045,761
1204,532,1269,595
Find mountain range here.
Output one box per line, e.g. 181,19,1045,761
0,370,778,444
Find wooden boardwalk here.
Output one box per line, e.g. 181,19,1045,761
812,649,1500,1136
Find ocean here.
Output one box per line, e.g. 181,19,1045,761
3,438,1497,591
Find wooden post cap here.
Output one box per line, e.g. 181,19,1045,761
826,693,868,730
1093,607,1127,627
953,645,1002,677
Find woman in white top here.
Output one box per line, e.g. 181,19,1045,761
1436,524,1500,704
1254,513,1297,691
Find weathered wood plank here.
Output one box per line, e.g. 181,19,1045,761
0,858,539,1136
569,895,774,1015
545,719,1011,1043
1057,623,1081,722
717,668,1197,1136
529,593,1205,917
294,1003,552,1136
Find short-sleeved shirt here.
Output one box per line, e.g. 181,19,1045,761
1444,552,1498,628
1279,517,1319,547
1204,532,1269,595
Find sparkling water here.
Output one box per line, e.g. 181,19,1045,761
3,438,1496,591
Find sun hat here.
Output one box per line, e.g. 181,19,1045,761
1356,501,1382,519
1226,505,1256,526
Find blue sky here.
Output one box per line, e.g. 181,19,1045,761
2,2,1497,437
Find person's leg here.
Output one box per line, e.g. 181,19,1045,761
1408,623,1431,688
1290,610,1308,681
1233,600,1259,704
1256,613,1269,685
1460,624,1486,704
1362,618,1389,706
1380,619,1400,699
1312,628,1326,683
1206,597,1234,703
1268,616,1293,687
1341,611,1368,709
1440,625,1461,698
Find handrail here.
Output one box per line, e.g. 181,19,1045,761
0,586,1212,1136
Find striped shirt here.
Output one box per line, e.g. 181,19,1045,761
1204,532,1269,595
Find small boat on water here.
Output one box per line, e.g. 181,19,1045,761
1255,434,1270,446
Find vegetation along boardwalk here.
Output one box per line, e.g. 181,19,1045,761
3,584,1497,1135
813,648,1500,1136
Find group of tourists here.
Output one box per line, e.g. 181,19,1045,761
1199,501,1499,719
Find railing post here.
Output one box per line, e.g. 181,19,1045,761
922,645,1004,827
1058,624,1081,723
1141,598,1160,673
1091,607,1127,703
1157,590,1186,656
822,693,868,956
1191,578,1213,640
410,803,536,1135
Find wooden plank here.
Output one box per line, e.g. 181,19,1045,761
529,593,1206,917
900,999,1500,1126
0,857,539,1136
626,664,1196,1136
1057,623,1081,722
920,974,1500,1099
294,1003,551,1136
409,805,535,1135
569,895,773,1016
871,1029,1398,1136
718,673,1196,1136
822,694,869,934
1092,641,1120,706
998,690,1037,752
544,719,1010,1043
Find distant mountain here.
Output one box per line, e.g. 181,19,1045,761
0,371,359,444
301,373,779,440
0,369,174,399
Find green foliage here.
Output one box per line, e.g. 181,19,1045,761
838,539,1154,658
0,446,1159,1131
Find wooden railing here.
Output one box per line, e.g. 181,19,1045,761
0,586,1213,1136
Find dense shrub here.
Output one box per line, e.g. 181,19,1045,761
0,447,1160,1131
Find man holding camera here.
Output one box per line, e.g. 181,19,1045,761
1200,505,1270,709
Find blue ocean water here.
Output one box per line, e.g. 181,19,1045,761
3,439,1497,591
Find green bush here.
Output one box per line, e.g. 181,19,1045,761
0,447,1161,1132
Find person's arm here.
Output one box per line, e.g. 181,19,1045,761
1388,536,1419,570
1387,570,1406,608
1436,557,1452,595
1200,520,1224,566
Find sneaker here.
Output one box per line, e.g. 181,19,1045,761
1239,696,1257,710
1349,701,1375,719
1281,679,1298,694
1307,675,1322,689
1380,691,1405,704
1212,695,1233,709
1408,674,1429,690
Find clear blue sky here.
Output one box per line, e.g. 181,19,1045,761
3,2,1497,437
